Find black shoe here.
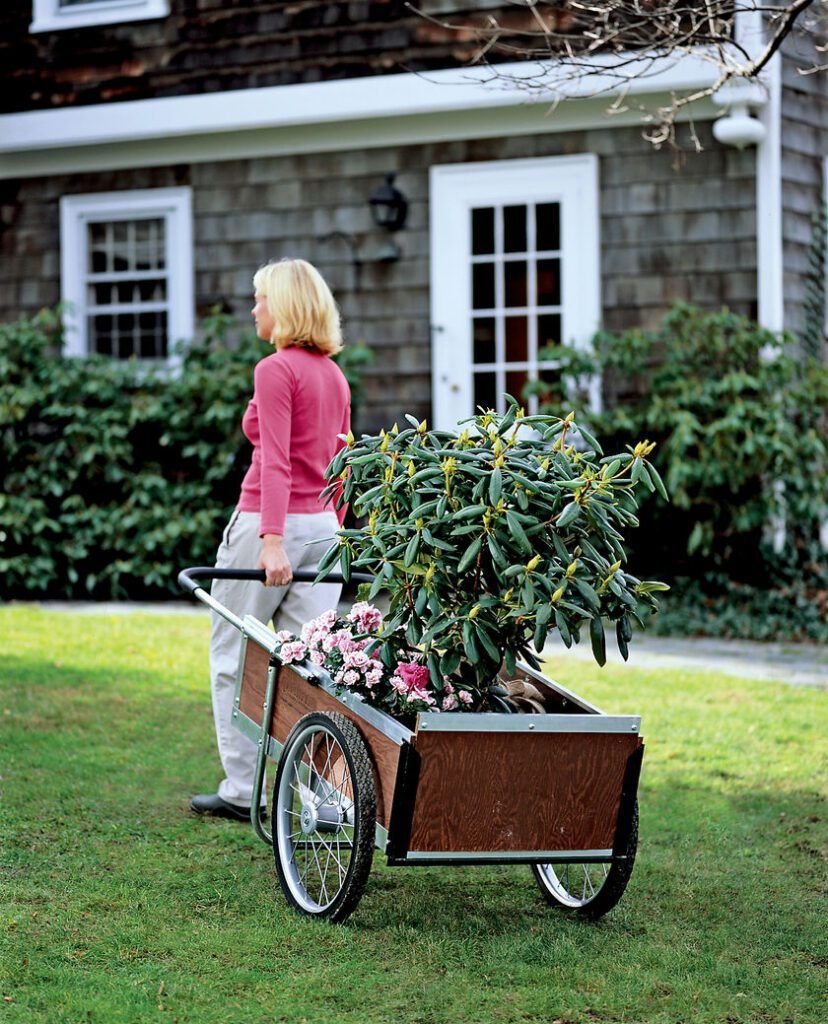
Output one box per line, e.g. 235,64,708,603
189,793,257,821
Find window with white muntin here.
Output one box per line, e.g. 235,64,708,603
30,0,169,33
60,188,193,361
470,201,563,414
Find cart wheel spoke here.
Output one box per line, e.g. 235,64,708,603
272,712,376,923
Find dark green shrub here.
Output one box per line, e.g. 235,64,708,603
0,309,372,600
527,304,828,640
318,403,667,701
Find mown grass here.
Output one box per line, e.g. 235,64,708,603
1,606,825,1024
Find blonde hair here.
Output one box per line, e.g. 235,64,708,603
253,258,343,355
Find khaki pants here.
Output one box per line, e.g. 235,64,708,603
209,510,341,807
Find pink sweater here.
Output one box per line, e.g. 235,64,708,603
237,346,351,536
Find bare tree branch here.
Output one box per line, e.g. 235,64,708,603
406,1,827,147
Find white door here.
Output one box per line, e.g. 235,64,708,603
430,155,601,431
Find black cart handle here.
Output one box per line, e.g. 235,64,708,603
177,566,374,597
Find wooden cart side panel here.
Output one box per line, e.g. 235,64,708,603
238,643,400,828
407,731,642,853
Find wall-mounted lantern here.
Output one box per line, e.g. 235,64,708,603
368,172,408,232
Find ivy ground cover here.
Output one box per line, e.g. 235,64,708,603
1,607,824,1024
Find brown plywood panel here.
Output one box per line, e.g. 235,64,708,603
408,730,641,853
238,642,400,827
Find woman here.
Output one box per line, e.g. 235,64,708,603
191,258,350,820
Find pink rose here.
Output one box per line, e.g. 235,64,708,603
347,601,383,633
396,662,430,693
310,651,326,666
280,641,308,665
342,670,358,686
404,684,436,708
276,630,294,643
344,650,370,670
442,694,459,711
390,675,407,695
457,690,473,706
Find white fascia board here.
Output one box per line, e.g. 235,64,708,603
0,94,721,181
0,51,723,155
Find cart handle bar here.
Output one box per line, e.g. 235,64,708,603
177,566,374,597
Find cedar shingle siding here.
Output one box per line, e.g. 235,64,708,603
0,122,755,432
2,1,522,114
780,32,828,339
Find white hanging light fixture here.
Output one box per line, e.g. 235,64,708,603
712,78,768,149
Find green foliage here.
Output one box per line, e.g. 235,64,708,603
0,309,372,600
528,304,828,615
650,568,828,643
319,401,667,703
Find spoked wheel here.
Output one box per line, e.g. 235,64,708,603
272,711,376,923
531,801,639,920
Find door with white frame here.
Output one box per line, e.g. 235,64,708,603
430,155,601,431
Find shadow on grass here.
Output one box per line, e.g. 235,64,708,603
3,650,825,946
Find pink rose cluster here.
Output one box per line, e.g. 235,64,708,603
273,601,477,714
347,601,383,634
277,604,386,693
389,661,437,710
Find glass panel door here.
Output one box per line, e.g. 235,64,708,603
430,155,601,431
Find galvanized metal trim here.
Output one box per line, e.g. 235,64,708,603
516,660,604,715
302,664,414,746
241,614,278,655
232,633,248,720
402,849,614,864
231,707,263,746
375,823,388,853
416,713,640,734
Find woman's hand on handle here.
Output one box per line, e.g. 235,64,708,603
259,535,293,587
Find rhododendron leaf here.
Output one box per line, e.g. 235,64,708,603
440,649,462,676
589,616,606,666
489,467,502,506
555,610,572,648
505,511,532,554
474,623,500,664
557,501,581,529
457,535,483,573
487,534,507,568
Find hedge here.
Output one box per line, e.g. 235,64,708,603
0,309,372,600
527,303,828,642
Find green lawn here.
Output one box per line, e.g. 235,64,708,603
1,606,825,1024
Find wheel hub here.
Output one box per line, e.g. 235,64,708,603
300,804,317,835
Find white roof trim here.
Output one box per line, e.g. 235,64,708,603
0,54,721,155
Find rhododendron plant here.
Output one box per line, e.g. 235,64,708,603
315,400,668,711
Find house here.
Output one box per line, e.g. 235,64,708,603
1,2,825,434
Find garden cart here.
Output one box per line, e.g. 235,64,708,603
180,566,644,924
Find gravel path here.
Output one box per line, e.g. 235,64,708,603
22,600,827,690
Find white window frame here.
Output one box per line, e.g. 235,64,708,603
430,154,601,432
59,187,194,363
30,0,169,33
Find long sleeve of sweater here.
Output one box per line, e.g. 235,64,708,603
255,356,294,536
